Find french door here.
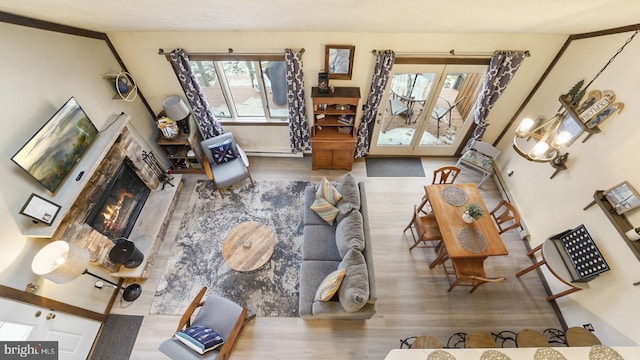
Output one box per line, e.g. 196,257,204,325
368,64,486,156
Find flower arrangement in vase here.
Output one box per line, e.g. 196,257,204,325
463,203,484,223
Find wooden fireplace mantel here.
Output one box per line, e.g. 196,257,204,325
18,114,131,238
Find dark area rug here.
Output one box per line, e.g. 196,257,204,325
91,314,143,360
365,157,425,177
150,179,310,317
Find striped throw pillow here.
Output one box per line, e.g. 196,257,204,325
310,195,340,225
314,268,347,301
316,177,342,205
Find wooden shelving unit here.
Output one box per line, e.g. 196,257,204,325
156,117,204,174
310,86,360,170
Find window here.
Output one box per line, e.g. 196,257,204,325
189,56,288,122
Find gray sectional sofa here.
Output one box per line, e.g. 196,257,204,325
299,174,377,319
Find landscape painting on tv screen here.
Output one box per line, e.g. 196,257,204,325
12,97,98,193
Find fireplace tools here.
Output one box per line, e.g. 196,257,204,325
142,150,174,189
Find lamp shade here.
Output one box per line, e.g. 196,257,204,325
162,96,190,121
32,241,90,284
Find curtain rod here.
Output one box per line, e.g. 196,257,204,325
158,48,305,56
371,49,531,57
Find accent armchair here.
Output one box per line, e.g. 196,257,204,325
200,133,254,198
159,287,255,360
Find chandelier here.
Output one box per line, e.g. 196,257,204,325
513,30,639,163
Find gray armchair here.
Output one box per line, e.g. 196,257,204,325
159,287,255,360
200,133,254,198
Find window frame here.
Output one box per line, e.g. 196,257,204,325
189,54,288,124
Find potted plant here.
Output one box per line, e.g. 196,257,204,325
625,227,640,241
463,203,484,223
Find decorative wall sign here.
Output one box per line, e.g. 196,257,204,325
576,90,624,129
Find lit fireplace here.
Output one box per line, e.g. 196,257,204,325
86,158,150,240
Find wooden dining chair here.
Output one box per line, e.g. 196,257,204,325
432,166,461,184
417,166,461,215
565,326,602,347
465,332,499,348
442,257,505,293
490,199,521,235
403,205,443,251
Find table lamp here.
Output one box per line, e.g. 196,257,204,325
162,95,190,134
31,240,142,302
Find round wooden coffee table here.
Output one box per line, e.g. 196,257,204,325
222,221,275,272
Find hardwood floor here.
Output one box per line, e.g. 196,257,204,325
110,156,562,359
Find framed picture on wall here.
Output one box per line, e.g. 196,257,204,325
325,45,355,80
19,193,61,225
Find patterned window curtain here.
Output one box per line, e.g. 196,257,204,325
354,50,396,158
168,49,224,139
285,49,310,153
464,50,527,150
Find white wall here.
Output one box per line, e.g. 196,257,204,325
0,22,154,313
496,31,640,345
107,31,567,149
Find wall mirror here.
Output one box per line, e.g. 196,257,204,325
325,45,355,80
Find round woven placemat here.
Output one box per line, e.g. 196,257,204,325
458,228,487,253
442,186,467,207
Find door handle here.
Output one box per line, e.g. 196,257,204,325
46,313,56,320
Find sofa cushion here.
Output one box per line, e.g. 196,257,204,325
310,196,339,225
337,248,369,312
299,260,341,318
335,210,365,258
302,224,342,261
314,268,346,301
336,173,360,223
316,177,342,205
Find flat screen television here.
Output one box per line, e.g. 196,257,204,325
12,97,99,193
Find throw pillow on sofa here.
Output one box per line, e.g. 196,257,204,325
336,173,360,223
310,195,339,225
337,248,369,312
314,268,347,301
335,210,365,257
316,176,342,205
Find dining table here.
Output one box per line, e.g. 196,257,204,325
424,183,508,270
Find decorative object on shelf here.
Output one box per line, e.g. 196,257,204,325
603,181,640,215
156,116,180,139
512,30,637,163
32,240,142,302
549,152,569,179
19,193,61,225
103,72,138,102
463,203,484,223
325,45,355,80
625,227,640,241
162,95,191,134
109,237,144,268
318,71,329,93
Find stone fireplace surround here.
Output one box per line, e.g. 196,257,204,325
21,114,182,279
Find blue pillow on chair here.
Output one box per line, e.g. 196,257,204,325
174,325,225,354
208,139,237,164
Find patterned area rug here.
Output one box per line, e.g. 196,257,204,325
150,179,310,317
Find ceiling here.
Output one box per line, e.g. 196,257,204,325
1,0,639,34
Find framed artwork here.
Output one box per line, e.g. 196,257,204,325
19,193,61,225
325,45,355,80
604,181,640,215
